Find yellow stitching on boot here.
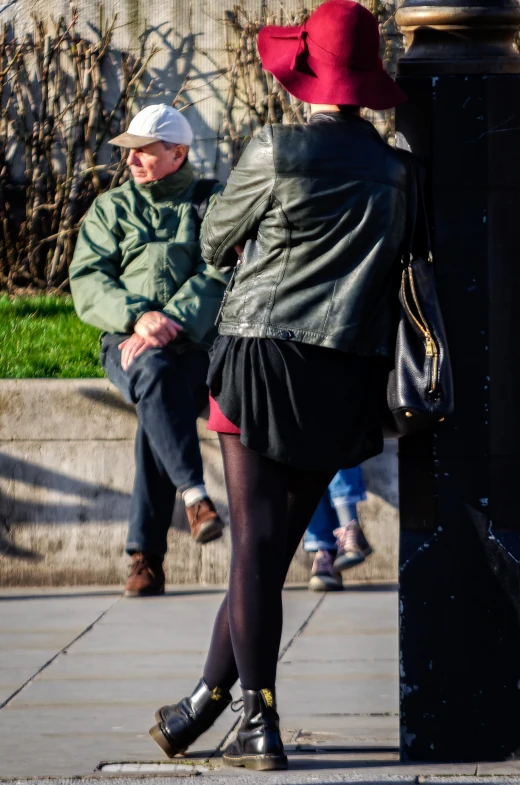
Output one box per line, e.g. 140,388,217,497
211,687,223,701
261,688,274,708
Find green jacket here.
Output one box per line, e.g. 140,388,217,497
69,161,229,345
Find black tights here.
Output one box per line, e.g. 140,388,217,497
202,434,334,691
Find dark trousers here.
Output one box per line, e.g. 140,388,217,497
100,334,210,557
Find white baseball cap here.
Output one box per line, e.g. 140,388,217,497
109,104,193,148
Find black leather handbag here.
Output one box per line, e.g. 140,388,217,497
385,162,454,437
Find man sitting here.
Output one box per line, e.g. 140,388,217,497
70,104,229,597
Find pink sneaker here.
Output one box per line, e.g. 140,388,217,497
333,522,373,572
308,550,343,592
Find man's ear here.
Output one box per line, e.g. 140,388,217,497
175,145,189,164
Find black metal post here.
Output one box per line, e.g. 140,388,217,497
395,0,520,762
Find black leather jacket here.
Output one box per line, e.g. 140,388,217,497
201,112,410,356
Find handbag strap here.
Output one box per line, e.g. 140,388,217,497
404,159,432,265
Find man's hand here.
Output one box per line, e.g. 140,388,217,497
134,311,183,346
119,334,150,371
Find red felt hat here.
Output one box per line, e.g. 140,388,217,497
257,0,406,111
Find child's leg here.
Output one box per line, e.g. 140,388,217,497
328,467,367,521
329,467,373,571
304,479,343,592
303,492,338,553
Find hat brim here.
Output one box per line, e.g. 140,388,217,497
108,132,161,148
258,25,407,111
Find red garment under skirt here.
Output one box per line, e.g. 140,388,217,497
207,395,241,434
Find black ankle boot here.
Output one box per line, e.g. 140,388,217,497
149,678,232,757
223,688,288,771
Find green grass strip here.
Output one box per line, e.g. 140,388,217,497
0,295,104,378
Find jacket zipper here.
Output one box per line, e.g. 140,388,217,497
401,266,439,394
215,258,243,326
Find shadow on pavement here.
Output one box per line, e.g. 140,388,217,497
286,758,400,771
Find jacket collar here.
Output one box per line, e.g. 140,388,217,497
135,159,194,201
309,111,379,137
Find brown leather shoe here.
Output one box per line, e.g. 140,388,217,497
185,498,224,544
124,553,165,597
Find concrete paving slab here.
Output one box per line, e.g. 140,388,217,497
0,648,84,672
276,592,399,749
3,779,511,785
7,676,233,707
0,667,38,705
0,703,235,777
0,595,119,706
299,590,398,634
0,595,119,629
278,664,397,703
282,681,397,713
277,682,397,716
8,761,504,785
0,589,324,778
63,590,320,656
477,761,520,774
38,651,209,680
7,588,506,783
1,632,83,650
2,752,485,783
278,715,398,748
0,666,37,686
280,591,398,664
281,634,398,663
277,659,396,676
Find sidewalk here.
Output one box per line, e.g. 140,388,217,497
0,585,517,783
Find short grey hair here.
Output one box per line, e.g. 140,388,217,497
161,141,190,152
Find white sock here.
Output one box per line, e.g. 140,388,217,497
182,485,208,507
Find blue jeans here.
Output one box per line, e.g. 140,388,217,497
100,334,210,557
303,467,367,552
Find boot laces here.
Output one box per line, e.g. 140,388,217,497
231,697,244,713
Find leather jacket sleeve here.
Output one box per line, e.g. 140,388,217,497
201,125,276,271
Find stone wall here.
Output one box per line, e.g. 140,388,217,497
0,380,399,587
0,1,401,587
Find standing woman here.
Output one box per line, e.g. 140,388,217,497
150,0,408,771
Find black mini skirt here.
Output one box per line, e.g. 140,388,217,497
207,334,388,471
